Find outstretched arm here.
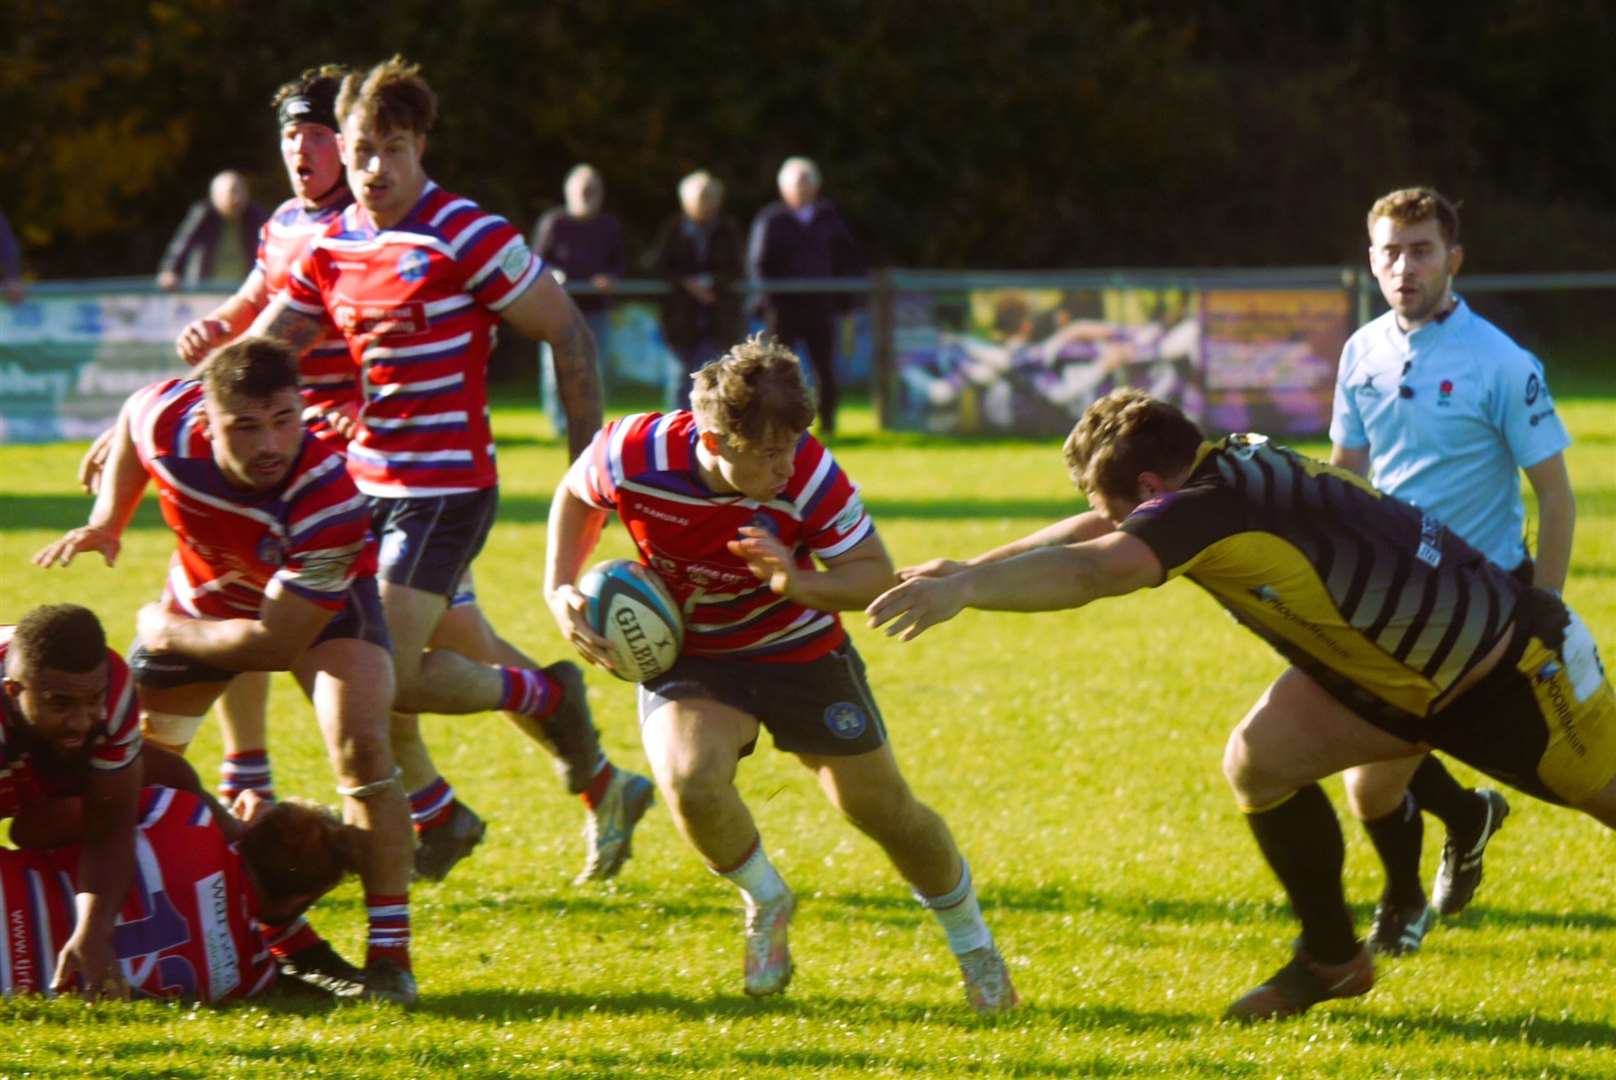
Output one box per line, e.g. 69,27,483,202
898,509,1116,581
501,273,603,461
868,531,1163,641
35,404,149,568
137,579,335,672
728,528,895,611
244,293,327,358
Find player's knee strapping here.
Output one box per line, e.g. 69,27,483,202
336,766,403,799
143,711,206,747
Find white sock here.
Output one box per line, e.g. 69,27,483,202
916,860,992,955
715,836,787,907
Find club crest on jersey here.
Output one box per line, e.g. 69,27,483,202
1437,379,1454,407
744,513,778,536
256,535,285,567
824,702,867,740
397,249,430,283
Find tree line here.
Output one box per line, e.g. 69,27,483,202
4,0,1614,280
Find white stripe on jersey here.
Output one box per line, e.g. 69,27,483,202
149,460,285,533
607,414,651,491
348,445,474,464
372,372,465,398
451,216,506,260
429,196,476,228
651,413,678,471
814,514,874,560
89,676,139,770
281,452,344,503
287,491,368,542
29,869,56,993
698,611,838,654
363,411,470,430
619,477,732,509
363,332,473,361
790,452,835,515
140,787,177,827
317,230,459,262
465,234,524,290
423,295,474,318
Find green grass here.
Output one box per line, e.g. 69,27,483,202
1,388,1615,1077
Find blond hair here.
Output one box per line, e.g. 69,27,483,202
1367,187,1460,246
690,334,816,451
336,54,437,135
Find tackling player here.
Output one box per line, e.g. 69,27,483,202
870,388,1616,1021
545,336,1019,1013
1,604,142,1000
1,785,368,1001
1329,187,1574,954
244,56,653,885
36,338,418,1004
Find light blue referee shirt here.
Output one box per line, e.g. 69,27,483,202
1330,296,1571,571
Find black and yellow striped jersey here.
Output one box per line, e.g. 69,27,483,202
1117,434,1524,727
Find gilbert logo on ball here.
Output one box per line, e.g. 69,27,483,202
578,559,684,683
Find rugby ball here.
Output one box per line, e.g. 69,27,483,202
578,559,684,683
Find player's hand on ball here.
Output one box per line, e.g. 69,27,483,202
728,526,799,598
896,557,970,581
175,317,230,364
866,576,967,641
548,583,619,673
33,525,121,569
77,427,117,494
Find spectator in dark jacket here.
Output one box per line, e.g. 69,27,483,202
747,156,863,435
531,164,624,432
0,208,24,304
650,170,744,411
156,171,269,290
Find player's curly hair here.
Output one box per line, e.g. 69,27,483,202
337,54,437,135
690,334,817,451
271,64,349,117
1064,388,1204,501
238,798,362,904
200,336,299,404
1367,187,1461,247
7,604,106,676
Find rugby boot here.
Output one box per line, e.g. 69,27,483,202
1224,941,1373,1022
414,800,487,883
277,940,366,998
1367,900,1436,956
957,940,1021,1014
361,957,419,1007
574,768,656,884
538,661,605,794
743,887,796,997
1432,788,1510,916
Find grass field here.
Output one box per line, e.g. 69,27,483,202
1,388,1614,1078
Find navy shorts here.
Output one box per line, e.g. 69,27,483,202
132,578,391,689
370,488,499,599
638,640,888,757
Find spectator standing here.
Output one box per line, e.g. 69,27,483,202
650,170,744,410
747,156,863,435
532,164,624,433
0,208,24,303
157,170,269,290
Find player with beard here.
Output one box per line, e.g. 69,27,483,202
37,338,418,1004
0,604,142,1000
247,56,653,889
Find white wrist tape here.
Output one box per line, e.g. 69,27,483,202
335,766,403,799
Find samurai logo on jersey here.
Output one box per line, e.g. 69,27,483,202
397,250,430,282
824,702,867,740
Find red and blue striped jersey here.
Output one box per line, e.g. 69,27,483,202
0,634,140,819
0,787,279,1000
568,411,874,662
250,194,358,449
281,181,542,496
128,379,376,618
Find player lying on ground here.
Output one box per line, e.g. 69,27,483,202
35,338,417,1004
1,784,369,1000
545,335,1018,1012
868,387,1616,1021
